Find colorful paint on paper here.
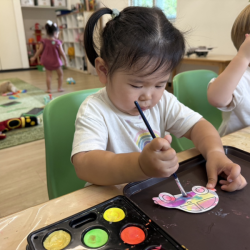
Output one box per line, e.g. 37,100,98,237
153,186,219,213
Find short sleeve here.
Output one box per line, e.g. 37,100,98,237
56,39,62,47
162,92,202,138
208,78,243,112
71,97,108,158
39,39,46,48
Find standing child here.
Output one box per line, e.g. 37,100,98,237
30,20,67,93
72,7,246,192
208,5,250,137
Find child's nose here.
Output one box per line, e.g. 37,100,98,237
139,92,152,101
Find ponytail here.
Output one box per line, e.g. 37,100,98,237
84,8,112,67
45,22,58,37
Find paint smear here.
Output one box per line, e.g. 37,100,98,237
103,207,125,222
211,208,229,218
120,226,145,245
43,230,71,250
83,228,108,248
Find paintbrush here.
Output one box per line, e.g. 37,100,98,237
134,101,187,197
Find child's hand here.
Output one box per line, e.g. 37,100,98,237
206,151,247,192
238,34,250,62
30,57,35,63
139,135,179,178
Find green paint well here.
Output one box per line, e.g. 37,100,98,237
83,228,108,248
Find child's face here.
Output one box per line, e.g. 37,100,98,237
106,68,170,116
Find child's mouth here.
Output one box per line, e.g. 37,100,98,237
140,107,149,111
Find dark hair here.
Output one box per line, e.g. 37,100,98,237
45,22,59,37
84,7,185,77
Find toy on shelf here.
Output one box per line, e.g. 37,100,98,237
30,23,44,42
28,24,44,67
66,78,76,85
0,116,40,140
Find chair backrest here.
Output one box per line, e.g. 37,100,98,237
171,70,222,152
43,88,101,199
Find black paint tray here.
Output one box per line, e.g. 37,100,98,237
124,146,250,250
26,195,185,250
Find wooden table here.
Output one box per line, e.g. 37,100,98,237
1,126,250,249
172,54,235,79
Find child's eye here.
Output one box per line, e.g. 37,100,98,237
156,85,164,88
130,85,142,89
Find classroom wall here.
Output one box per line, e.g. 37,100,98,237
175,0,250,74
97,0,250,57
67,0,250,74
0,0,29,70
175,0,249,56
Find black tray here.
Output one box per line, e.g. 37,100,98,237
124,146,250,250
26,195,185,250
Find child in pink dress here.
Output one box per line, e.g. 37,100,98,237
31,20,67,93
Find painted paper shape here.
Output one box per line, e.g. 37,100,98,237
153,186,219,213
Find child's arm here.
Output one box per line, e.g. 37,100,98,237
30,43,44,63
59,44,67,67
184,118,247,192
72,135,178,185
207,34,250,107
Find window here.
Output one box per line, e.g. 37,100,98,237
130,0,177,19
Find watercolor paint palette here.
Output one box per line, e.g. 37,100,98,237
124,146,250,250
26,196,185,250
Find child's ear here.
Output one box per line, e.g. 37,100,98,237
95,57,108,85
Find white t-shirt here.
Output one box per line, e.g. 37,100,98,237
71,88,202,157
209,67,250,137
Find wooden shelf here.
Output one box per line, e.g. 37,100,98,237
58,11,96,74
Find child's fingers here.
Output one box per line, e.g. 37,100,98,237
221,180,242,192
164,134,172,144
221,183,239,192
224,163,241,182
220,175,247,192
219,180,230,185
158,148,176,161
150,138,171,152
206,166,218,189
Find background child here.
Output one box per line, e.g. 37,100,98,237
30,20,67,93
208,5,250,137
72,7,246,192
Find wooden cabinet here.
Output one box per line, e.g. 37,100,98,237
57,11,96,74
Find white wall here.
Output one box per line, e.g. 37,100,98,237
68,0,250,74
0,0,29,70
175,0,250,56
22,9,57,43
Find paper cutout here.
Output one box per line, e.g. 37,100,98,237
153,186,219,213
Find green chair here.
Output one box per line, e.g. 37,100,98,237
43,88,101,199
171,70,222,153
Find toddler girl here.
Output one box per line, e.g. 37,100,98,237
208,5,250,137
31,20,67,93
72,7,246,192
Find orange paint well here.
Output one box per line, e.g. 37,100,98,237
120,226,145,245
